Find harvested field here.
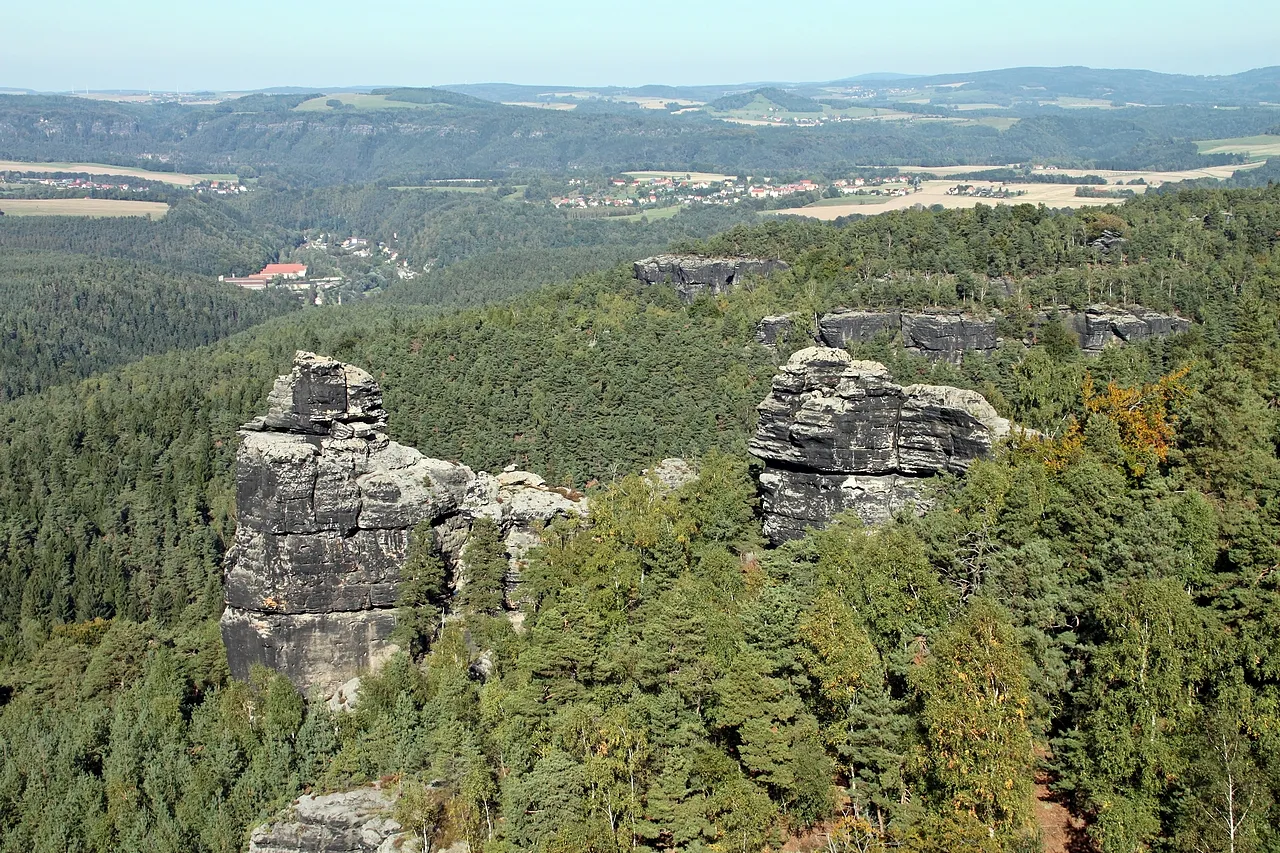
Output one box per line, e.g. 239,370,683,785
0,198,170,218
770,180,1129,220
624,170,738,183
0,160,232,186
893,162,1264,184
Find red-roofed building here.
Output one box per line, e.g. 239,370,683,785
250,263,308,280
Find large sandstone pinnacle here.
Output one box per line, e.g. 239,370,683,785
221,352,585,698
749,347,1013,542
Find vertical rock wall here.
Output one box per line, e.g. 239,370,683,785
749,347,1012,542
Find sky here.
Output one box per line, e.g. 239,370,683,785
3,0,1277,92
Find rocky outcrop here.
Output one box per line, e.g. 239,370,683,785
749,347,1011,542
634,254,789,302
248,787,406,853
812,305,1188,361
755,314,797,347
461,467,586,617
1038,305,1192,353
222,352,585,697
816,310,998,363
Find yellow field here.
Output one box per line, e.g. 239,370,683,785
0,198,170,218
771,180,1130,220
623,170,738,182
0,160,233,186
1196,136,1280,158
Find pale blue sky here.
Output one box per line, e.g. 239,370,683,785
4,0,1277,92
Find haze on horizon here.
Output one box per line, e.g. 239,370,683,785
3,0,1277,93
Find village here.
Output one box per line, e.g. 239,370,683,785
220,232,417,304
0,170,246,195
549,172,923,213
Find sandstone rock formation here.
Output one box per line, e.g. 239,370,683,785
222,352,585,697
749,347,1011,542
755,314,797,347
634,254,789,302
248,787,405,853
1043,304,1192,353
811,304,1188,362
816,310,998,363
461,466,586,616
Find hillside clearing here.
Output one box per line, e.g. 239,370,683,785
1196,135,1280,158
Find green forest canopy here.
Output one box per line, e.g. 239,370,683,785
2,185,1280,852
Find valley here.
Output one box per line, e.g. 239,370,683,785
1,58,1280,853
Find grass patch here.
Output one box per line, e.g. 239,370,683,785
1195,135,1280,158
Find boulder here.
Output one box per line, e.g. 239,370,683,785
634,254,789,302
461,468,587,613
750,347,1011,542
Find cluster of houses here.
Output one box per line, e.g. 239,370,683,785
946,183,1025,199
0,175,154,193
550,172,934,212
0,171,246,196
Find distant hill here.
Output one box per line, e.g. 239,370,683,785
709,87,823,113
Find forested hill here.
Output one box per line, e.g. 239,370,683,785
0,252,300,400
2,185,1280,851
0,92,1274,183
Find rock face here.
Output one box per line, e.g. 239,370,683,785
749,347,1011,542
634,254,789,302
755,314,797,347
1044,305,1192,353
461,467,586,615
812,305,1188,361
817,310,998,363
248,787,405,853
222,352,585,697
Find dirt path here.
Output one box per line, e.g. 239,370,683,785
1035,775,1092,853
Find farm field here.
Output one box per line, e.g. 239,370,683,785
0,198,170,218
623,170,738,182
295,93,450,111
771,180,1131,220
604,204,682,222
892,162,1263,184
0,160,234,186
1195,135,1280,158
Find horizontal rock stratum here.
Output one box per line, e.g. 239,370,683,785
221,352,584,698
749,347,1012,542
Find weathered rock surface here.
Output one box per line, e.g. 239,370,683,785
222,352,585,697
755,313,798,347
1040,305,1192,353
461,466,586,613
248,787,406,853
812,305,1187,361
750,347,1011,542
816,310,998,363
634,254,789,302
